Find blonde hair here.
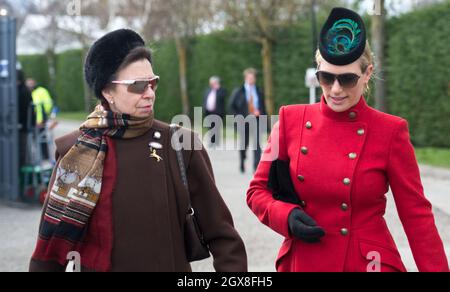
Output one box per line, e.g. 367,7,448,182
243,67,257,77
315,40,374,94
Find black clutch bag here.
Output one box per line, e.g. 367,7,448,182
267,159,302,205
170,125,211,262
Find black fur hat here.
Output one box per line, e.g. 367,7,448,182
84,29,146,99
319,7,366,66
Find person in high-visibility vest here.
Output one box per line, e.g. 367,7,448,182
26,78,54,160
26,78,54,126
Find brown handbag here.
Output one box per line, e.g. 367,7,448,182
170,125,211,262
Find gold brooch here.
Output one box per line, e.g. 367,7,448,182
149,142,163,162
150,149,163,162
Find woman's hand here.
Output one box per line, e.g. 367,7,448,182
288,208,325,243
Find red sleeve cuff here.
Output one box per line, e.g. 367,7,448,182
269,200,299,238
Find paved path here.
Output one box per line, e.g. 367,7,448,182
0,121,448,272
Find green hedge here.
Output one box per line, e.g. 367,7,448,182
54,50,85,112
150,41,182,122
18,2,450,146
187,31,262,113
19,50,86,112
155,25,315,119
152,30,262,121
272,22,315,108
386,2,450,147
18,54,51,90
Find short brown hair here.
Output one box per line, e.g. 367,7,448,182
116,46,152,73
108,47,152,85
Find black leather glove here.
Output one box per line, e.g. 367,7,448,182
288,208,325,243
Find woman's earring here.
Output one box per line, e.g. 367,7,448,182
109,100,114,104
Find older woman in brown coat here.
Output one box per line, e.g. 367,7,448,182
29,29,247,272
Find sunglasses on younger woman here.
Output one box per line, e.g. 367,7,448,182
315,71,361,89
112,76,160,94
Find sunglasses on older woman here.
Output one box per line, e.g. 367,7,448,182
112,76,160,94
315,71,361,89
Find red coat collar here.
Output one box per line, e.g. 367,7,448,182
319,95,369,122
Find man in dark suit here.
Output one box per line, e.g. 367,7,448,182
229,68,266,173
203,76,227,145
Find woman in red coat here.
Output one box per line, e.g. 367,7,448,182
247,7,449,272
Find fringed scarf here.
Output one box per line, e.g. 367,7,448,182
31,105,153,271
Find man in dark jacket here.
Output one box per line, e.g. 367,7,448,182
203,76,227,145
17,69,35,167
229,68,266,173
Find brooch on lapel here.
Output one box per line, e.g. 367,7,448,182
149,131,163,162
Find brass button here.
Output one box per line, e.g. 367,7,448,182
305,121,312,129
343,178,351,185
348,153,357,160
357,129,365,136
341,203,349,211
349,112,357,119
297,175,305,182
341,228,349,236
300,201,307,208
301,147,308,155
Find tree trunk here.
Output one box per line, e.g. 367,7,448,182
46,15,58,105
46,48,57,98
261,37,274,115
175,37,190,116
371,0,387,112
78,18,95,114
81,47,93,113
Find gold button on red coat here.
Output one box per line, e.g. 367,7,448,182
357,129,365,136
343,178,351,185
305,121,312,129
297,175,305,182
349,112,357,119
301,147,308,155
349,153,357,159
341,228,349,236
341,203,349,211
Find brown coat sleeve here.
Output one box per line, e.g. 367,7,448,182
29,131,80,272
186,136,248,272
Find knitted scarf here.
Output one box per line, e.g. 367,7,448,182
32,105,153,271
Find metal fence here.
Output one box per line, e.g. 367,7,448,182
0,16,19,202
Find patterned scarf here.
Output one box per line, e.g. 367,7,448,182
32,105,153,270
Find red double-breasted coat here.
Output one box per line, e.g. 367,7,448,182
247,96,449,272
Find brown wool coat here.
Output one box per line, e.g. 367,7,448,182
29,120,247,272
